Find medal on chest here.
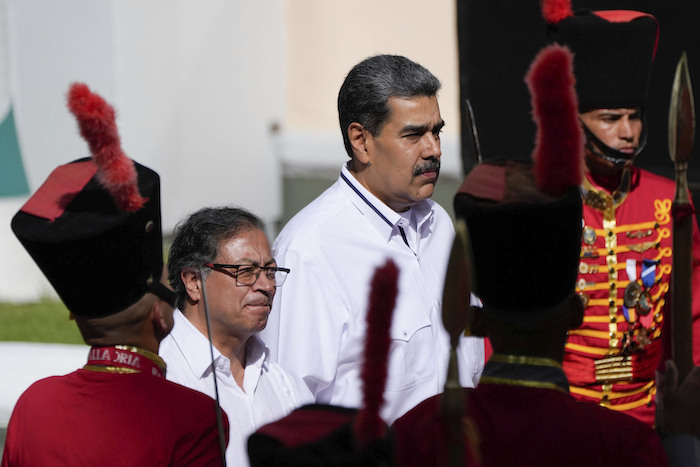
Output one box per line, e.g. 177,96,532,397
620,259,659,353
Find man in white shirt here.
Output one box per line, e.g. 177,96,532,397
160,207,311,467
260,54,484,424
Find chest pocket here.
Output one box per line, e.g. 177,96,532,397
384,313,436,391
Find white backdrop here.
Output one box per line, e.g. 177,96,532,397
0,0,465,302
1,0,285,301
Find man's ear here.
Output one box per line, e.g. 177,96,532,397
151,299,173,341
181,269,201,304
152,300,167,331
568,293,585,330
348,122,371,165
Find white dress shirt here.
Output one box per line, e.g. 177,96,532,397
160,309,312,467
261,163,484,424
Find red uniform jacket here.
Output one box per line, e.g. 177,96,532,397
2,347,227,466
393,355,667,466
565,167,700,426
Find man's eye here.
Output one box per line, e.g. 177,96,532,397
264,268,278,279
237,267,256,277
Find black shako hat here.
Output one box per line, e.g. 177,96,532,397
454,44,584,313
455,164,583,312
11,83,165,318
543,1,658,110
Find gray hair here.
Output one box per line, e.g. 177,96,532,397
337,54,441,157
167,206,266,308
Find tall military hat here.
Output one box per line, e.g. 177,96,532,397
247,260,398,466
454,43,584,313
542,0,658,111
11,83,171,317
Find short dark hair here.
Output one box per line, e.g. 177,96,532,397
167,206,266,308
337,54,441,157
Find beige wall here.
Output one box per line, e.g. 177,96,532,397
281,0,462,176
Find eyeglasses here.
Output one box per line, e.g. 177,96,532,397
204,263,290,287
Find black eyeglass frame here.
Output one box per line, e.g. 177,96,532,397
203,262,290,287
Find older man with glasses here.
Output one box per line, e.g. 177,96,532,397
160,206,312,467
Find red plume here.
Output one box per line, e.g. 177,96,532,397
353,259,399,447
525,44,583,196
540,0,573,23
66,83,146,212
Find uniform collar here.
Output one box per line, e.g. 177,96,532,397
581,167,633,215
84,345,167,378
480,353,570,394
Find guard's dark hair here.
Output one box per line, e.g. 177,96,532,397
168,206,266,308
338,54,441,157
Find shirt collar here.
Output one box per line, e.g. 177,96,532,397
170,308,269,380
338,163,435,243
243,335,268,393
170,309,223,379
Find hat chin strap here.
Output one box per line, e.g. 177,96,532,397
146,278,177,308
582,118,648,167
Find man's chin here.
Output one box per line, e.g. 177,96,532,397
587,153,633,176
416,185,436,201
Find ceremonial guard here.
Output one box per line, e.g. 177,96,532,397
2,83,226,466
542,0,700,426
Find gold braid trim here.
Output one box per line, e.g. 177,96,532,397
479,376,568,395
83,365,141,374
113,345,167,370
569,329,624,339
482,355,568,394
488,354,562,369
565,342,612,356
569,382,656,411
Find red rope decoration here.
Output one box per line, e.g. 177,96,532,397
353,259,399,447
66,83,146,212
526,44,584,197
540,0,573,23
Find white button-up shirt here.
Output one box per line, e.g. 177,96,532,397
261,163,484,424
160,309,311,467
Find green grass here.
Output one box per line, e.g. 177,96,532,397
0,300,83,344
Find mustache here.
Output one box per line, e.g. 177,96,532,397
413,158,440,176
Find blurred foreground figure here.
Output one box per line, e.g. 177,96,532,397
392,44,667,466
247,260,398,466
2,83,226,467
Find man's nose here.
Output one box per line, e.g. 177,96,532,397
619,116,635,140
422,133,441,158
253,271,276,292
